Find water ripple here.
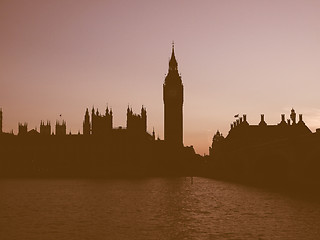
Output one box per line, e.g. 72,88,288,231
0,178,320,240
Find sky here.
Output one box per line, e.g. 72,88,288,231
1,0,320,155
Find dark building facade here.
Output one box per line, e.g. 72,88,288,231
55,120,66,136
82,106,147,136
92,107,113,135
127,106,147,133
18,123,28,135
40,121,51,135
210,109,312,156
83,107,113,135
163,44,184,146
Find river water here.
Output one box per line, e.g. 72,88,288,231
0,178,320,240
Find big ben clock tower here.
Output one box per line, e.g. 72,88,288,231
163,43,184,146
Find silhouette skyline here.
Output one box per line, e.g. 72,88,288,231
2,3,320,240
0,47,200,179
1,1,320,154
205,108,320,189
1,45,320,188
0,46,182,141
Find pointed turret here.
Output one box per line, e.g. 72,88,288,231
141,105,147,132
141,105,146,116
83,108,91,135
152,127,155,140
164,42,182,86
169,42,178,72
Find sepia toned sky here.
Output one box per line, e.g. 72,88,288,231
1,0,320,154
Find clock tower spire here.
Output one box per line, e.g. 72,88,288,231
163,43,184,146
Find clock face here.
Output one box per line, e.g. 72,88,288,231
168,89,177,97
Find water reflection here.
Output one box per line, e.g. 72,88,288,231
0,178,320,240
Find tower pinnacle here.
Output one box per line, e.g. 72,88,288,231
169,41,178,71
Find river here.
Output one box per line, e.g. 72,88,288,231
0,178,320,240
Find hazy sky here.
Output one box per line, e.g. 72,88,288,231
1,0,320,154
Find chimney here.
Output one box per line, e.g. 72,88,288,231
243,114,247,122
299,114,303,122
259,114,267,126
281,114,285,122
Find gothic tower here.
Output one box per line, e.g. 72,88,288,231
83,108,90,135
40,121,51,135
163,43,184,145
126,105,147,133
55,120,66,136
141,106,147,132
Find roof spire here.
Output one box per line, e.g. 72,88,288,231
169,41,178,71
171,41,175,58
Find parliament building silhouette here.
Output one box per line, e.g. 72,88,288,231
1,44,183,144
1,45,320,189
0,44,198,178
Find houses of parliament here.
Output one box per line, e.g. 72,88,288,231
1,44,320,186
0,44,183,145
0,45,197,178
